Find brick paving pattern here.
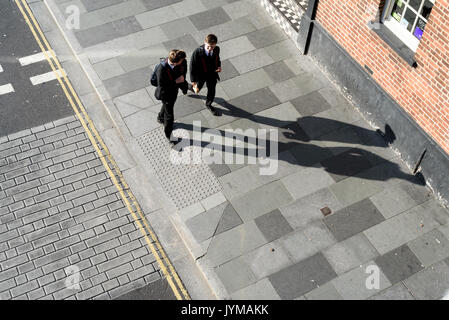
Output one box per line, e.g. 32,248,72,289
0,116,162,300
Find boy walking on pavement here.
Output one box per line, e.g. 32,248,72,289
189,34,222,116
155,50,187,147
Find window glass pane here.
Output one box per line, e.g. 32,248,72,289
413,18,426,39
402,8,417,31
408,0,422,12
420,0,434,19
391,0,406,21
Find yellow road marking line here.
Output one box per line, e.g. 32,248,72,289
16,0,190,300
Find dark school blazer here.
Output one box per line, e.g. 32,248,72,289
189,44,221,83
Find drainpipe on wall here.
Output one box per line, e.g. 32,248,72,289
297,0,320,55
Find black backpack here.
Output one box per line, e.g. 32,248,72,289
150,58,167,86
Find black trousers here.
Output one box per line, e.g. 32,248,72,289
158,97,177,140
197,77,217,106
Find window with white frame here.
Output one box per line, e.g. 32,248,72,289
382,0,435,51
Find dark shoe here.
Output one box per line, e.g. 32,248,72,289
205,103,218,116
168,138,182,151
157,116,164,124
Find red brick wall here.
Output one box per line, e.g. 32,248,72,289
315,0,449,155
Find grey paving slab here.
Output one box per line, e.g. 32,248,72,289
404,261,449,299
205,220,267,267
229,48,274,75
140,0,183,11
219,166,266,200
188,7,232,30
374,244,424,285
159,17,198,42
324,198,385,242
329,174,384,207
124,109,160,137
113,89,155,118
186,201,241,243
215,256,257,294
230,180,293,222
93,58,126,81
221,68,273,100
364,200,444,255
279,187,344,230
172,95,206,120
408,229,449,268
103,67,149,98
215,202,243,235
265,39,299,62
78,0,146,31
219,35,256,61
247,150,303,186
208,163,231,178
332,261,392,300
255,209,293,242
280,221,337,263
369,282,415,300
370,182,424,219
222,0,254,20
263,60,296,83
231,278,281,300
290,91,332,117
186,201,224,243
226,87,281,118
304,281,343,300
246,24,288,49
116,44,167,73
80,0,123,12
135,5,181,30
281,166,335,200
268,79,304,104
218,60,240,82
323,233,379,275
75,16,142,48
252,102,301,131
163,34,199,56
171,0,207,18
268,252,337,299
243,241,292,279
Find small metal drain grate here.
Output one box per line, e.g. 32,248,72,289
137,127,222,209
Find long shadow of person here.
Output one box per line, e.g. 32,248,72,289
176,94,422,185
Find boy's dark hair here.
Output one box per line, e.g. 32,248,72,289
168,49,186,63
205,34,218,45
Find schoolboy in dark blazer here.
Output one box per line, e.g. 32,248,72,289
189,34,222,116
155,49,187,147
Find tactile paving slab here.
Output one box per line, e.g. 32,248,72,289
136,127,222,210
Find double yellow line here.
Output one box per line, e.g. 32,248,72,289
15,0,189,300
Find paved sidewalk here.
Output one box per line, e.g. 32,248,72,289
35,0,449,299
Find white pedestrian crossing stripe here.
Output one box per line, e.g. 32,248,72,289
0,64,3,73
18,51,51,66
0,83,15,95
30,69,66,86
